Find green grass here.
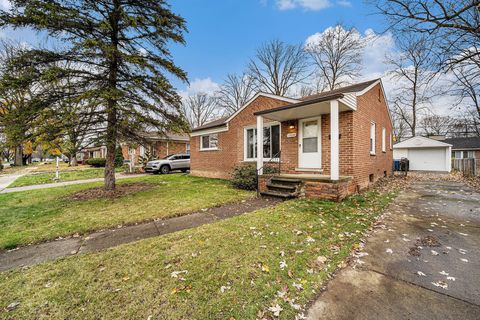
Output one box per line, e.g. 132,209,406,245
0,190,395,319
8,167,123,188
0,174,253,250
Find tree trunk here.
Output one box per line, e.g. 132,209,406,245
104,0,120,191
104,108,117,191
70,156,78,167
14,145,23,166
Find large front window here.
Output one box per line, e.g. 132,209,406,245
245,124,280,160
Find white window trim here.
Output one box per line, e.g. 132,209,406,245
200,134,219,151
382,127,386,153
243,122,281,161
370,121,376,155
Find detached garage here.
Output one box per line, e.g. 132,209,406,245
393,137,452,172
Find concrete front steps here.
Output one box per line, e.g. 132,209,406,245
260,176,301,199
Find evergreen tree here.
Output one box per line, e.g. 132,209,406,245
0,0,189,190
114,146,124,167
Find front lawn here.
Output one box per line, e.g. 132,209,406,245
8,167,123,188
0,189,395,319
0,174,253,250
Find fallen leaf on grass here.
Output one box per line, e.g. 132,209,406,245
416,271,426,276
6,302,20,312
280,261,287,270
386,248,393,254
261,264,270,273
268,304,283,317
170,270,188,278
293,282,303,291
220,285,231,293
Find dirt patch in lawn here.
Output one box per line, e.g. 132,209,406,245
66,182,156,201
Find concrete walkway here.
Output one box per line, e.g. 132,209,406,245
0,173,146,193
0,197,279,272
306,179,480,319
0,168,32,191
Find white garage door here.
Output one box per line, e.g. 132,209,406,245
408,148,447,171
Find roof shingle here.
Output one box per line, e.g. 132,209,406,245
443,137,480,150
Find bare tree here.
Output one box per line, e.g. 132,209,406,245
182,93,221,128
248,40,310,96
387,36,436,137
217,73,257,115
305,24,365,91
373,0,480,69
419,114,453,136
391,110,410,141
451,61,480,136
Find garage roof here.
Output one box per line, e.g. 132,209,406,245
393,136,452,149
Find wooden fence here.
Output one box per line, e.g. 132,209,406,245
452,158,477,176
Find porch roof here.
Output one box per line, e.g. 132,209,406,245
253,93,354,121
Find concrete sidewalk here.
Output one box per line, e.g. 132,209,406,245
0,169,31,192
306,179,480,319
0,173,146,193
0,197,279,272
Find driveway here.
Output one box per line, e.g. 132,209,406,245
307,178,480,319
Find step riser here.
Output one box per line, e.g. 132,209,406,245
268,186,296,193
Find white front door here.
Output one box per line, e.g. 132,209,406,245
298,118,321,169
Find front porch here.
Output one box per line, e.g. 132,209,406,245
254,93,357,200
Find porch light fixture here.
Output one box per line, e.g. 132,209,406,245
287,120,296,130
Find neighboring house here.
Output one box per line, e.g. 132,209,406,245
121,132,190,165
444,137,480,175
190,79,393,201
77,145,108,164
393,136,452,172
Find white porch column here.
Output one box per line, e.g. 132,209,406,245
256,115,264,175
330,100,340,181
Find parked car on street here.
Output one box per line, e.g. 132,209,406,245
144,154,190,174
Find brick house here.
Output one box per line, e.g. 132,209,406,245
121,132,190,165
190,79,393,201
77,146,108,164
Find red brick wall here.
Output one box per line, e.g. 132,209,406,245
279,111,354,176
190,95,290,179
351,83,393,189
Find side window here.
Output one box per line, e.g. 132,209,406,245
370,122,376,155
382,127,386,153
200,134,218,150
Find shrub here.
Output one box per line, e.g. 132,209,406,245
114,146,124,167
0,163,3,171
231,163,278,190
86,158,106,167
